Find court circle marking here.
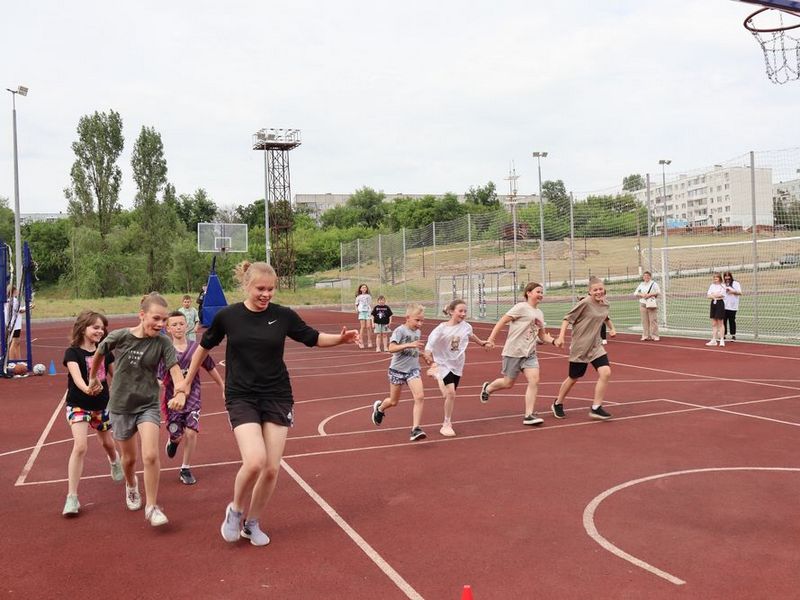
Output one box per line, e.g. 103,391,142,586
583,466,800,586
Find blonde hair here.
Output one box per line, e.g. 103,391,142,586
234,261,277,294
588,276,604,288
405,303,425,317
140,293,168,312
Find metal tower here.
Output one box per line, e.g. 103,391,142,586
252,128,301,289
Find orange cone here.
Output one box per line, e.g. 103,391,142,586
461,584,474,600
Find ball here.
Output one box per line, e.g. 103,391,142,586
13,362,28,376
32,363,46,376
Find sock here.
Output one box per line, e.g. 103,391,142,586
592,404,600,410
181,464,190,470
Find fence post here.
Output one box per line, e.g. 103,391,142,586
661,247,668,329
339,242,344,312
569,192,576,303
432,222,437,312
402,227,407,303
377,234,383,284
467,213,473,317
750,150,759,339
646,173,653,273
356,238,361,291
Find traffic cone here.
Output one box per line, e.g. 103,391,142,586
48,359,57,375
461,584,474,600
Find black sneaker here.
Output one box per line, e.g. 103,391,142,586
523,413,544,426
165,439,179,459
371,400,384,426
479,382,491,404
551,402,566,419
179,467,196,485
589,406,612,420
409,427,427,441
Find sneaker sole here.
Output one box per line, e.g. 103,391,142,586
410,433,427,441
439,427,456,437
523,419,544,426
479,382,490,404
551,404,566,419
371,401,383,426
589,412,612,421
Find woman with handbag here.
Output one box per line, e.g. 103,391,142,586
634,271,660,341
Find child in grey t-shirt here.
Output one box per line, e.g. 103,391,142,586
370,304,431,441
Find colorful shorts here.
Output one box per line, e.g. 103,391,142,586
388,367,421,386
66,406,112,432
167,408,201,440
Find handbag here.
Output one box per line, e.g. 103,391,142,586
643,282,657,308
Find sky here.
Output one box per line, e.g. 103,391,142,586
2,0,799,215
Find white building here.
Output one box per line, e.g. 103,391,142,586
773,176,800,204
633,165,773,229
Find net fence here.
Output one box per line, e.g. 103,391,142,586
338,148,800,344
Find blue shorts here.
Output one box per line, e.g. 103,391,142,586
388,368,421,386
358,311,372,321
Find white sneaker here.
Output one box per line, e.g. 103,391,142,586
110,460,124,483
439,423,456,437
601,339,608,345
125,477,142,511
705,340,718,346
144,505,169,527
62,494,80,516
719,339,725,347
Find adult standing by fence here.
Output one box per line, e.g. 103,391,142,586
634,271,660,341
722,271,742,341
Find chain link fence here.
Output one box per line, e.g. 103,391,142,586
339,148,800,344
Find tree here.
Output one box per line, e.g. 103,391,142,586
0,196,13,244
465,181,499,207
542,180,570,217
64,110,124,239
622,174,645,192
175,189,218,233
235,199,265,229
131,126,171,291
347,187,387,228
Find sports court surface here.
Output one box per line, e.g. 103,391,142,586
2,308,799,599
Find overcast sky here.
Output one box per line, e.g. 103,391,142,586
2,0,798,215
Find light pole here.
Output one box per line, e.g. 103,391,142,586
6,85,27,289
532,151,548,288
658,159,671,248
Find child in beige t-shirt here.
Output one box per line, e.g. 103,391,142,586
552,277,616,421
481,282,560,426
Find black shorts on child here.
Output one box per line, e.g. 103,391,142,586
225,396,295,429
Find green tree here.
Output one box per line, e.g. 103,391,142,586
175,189,218,233
0,196,14,244
235,199,265,229
131,126,171,291
64,110,124,239
22,219,70,286
347,187,387,228
465,181,499,207
622,173,645,192
542,180,570,217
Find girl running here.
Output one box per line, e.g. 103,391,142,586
551,277,616,421
424,299,488,436
176,261,358,546
355,284,373,349
88,294,186,527
62,310,122,516
480,282,561,426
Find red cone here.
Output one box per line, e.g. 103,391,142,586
461,584,474,600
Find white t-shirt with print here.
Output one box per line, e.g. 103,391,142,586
425,320,473,377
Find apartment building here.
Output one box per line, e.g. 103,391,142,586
633,165,774,229
773,176,800,204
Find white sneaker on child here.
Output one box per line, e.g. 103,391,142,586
144,505,169,527
705,340,718,346
125,477,142,511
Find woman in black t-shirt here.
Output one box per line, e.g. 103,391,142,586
177,261,359,546
61,311,121,517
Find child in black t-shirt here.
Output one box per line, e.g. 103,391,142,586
62,310,120,517
370,295,393,353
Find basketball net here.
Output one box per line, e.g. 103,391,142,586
744,6,800,84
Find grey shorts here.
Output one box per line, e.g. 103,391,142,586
110,407,161,441
501,354,539,380
374,324,391,334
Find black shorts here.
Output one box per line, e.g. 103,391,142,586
442,372,461,389
12,330,21,339
568,354,610,379
225,396,294,429
709,299,726,319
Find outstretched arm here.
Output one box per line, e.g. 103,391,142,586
485,315,513,349
317,327,359,347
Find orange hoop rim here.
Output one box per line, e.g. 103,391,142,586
744,6,800,32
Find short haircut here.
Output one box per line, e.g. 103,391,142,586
167,310,186,320
182,294,192,301
588,276,604,288
405,303,425,317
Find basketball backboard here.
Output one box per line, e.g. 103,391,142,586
737,0,800,10
197,222,248,253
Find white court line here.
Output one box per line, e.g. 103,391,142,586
15,394,66,486
583,467,800,586
281,459,424,600
664,395,800,428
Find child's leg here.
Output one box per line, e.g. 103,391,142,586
555,376,577,404
67,421,90,496
439,380,456,423
593,365,612,406
182,428,198,466
486,375,515,394
407,378,425,429
246,422,289,521
231,423,267,512
358,320,366,347
136,421,161,508
522,368,541,416
366,322,373,347
379,384,402,412
118,435,139,487
95,429,119,463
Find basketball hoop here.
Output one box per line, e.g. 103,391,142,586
744,5,800,84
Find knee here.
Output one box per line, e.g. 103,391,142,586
141,449,159,467
262,464,280,482
71,441,88,457
242,455,267,476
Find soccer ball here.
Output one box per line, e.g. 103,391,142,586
33,363,46,376
12,362,28,376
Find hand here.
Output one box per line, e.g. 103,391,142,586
555,336,565,348
339,326,360,345
174,381,189,396
87,377,102,395
608,329,617,338
481,340,491,351
485,339,496,350
426,363,439,377
167,393,186,410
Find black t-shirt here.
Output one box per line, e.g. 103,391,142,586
201,302,320,403
63,346,115,411
371,304,393,325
